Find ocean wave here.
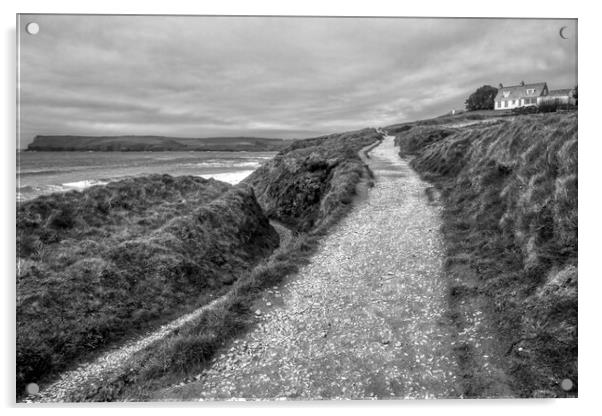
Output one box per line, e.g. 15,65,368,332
18,168,73,176
17,184,73,201
185,161,261,169
198,170,254,185
62,179,109,190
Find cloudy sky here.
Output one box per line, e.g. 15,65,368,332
18,15,577,147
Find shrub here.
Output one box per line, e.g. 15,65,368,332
465,85,498,111
538,101,559,113
512,106,538,115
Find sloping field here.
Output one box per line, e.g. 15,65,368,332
389,112,577,397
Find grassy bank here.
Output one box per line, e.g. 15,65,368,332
389,112,577,397
56,128,381,401
244,128,382,232
17,175,278,397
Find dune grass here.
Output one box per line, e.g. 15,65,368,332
391,112,577,397
16,175,278,398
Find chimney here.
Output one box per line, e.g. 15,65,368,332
520,80,525,86
498,83,504,89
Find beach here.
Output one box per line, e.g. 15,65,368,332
17,150,275,201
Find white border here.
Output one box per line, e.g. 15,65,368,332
2,1,600,415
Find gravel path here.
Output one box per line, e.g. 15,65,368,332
157,136,461,401
25,295,232,403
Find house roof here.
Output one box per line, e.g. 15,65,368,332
494,82,547,101
548,88,573,97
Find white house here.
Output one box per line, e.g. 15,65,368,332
494,82,549,110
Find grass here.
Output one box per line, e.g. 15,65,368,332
54,128,382,401
385,109,515,135
16,175,279,398
244,128,382,232
66,233,319,401
389,112,577,397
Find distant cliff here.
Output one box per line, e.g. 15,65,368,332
27,135,286,152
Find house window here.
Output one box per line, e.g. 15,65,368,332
526,89,535,95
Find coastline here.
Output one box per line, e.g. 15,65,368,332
16,113,578,400
16,150,274,201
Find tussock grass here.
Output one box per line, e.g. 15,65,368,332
16,175,278,398
392,112,577,397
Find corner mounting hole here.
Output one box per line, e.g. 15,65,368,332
26,22,39,35
26,382,39,395
560,378,574,391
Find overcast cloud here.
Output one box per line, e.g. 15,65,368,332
17,15,577,147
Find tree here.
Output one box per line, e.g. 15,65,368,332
465,85,498,111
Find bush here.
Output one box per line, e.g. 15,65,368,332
538,101,560,113
465,85,498,111
512,106,538,115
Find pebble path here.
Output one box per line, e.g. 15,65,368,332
158,136,461,401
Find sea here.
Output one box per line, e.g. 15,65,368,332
16,150,276,202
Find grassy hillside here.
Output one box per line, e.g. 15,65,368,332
17,175,278,396
27,135,286,152
389,112,577,397
385,109,513,135
244,128,382,232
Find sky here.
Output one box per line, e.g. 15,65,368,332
17,15,577,147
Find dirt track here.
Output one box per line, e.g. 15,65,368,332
157,136,462,400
